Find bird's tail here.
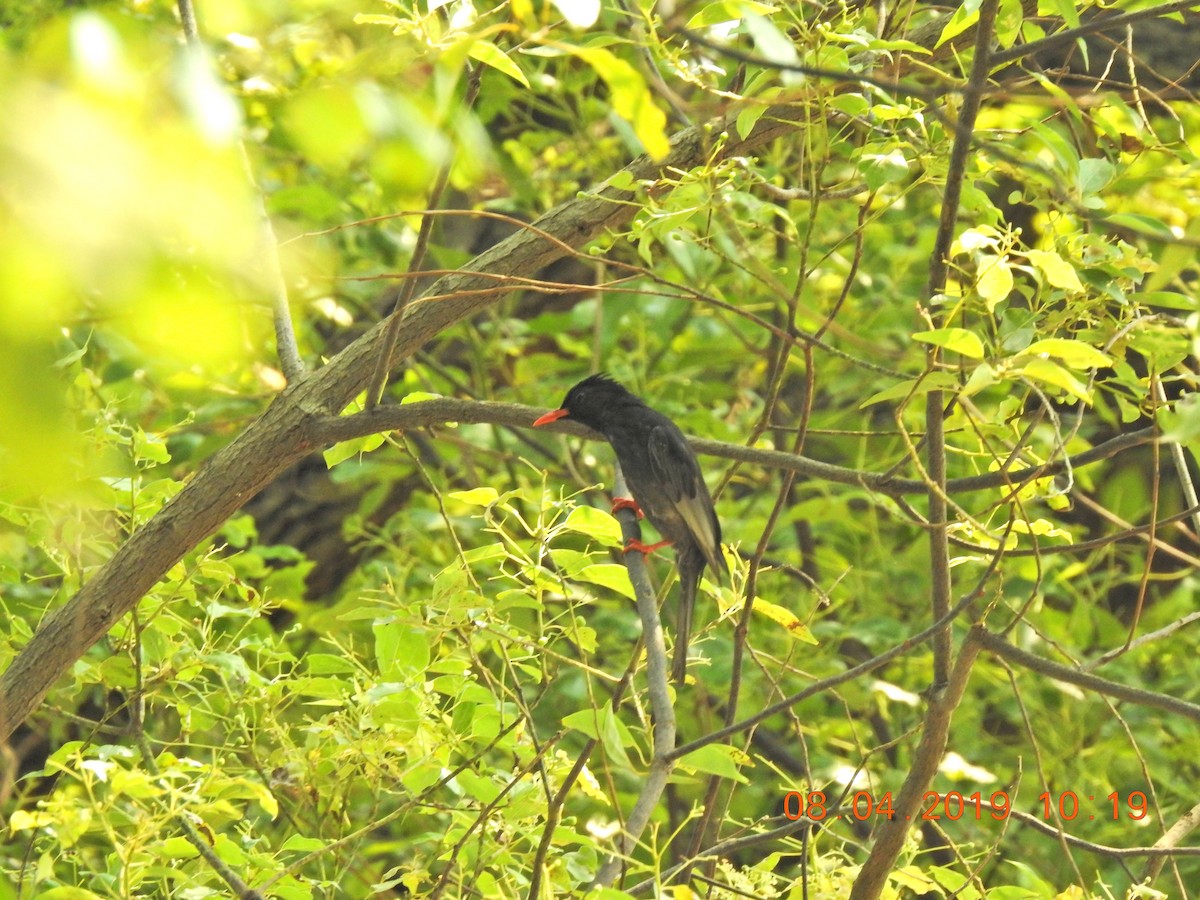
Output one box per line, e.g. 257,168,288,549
672,561,701,684
703,541,728,582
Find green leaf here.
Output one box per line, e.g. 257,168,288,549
563,706,633,768
1160,394,1200,445
467,41,530,88
686,0,778,28
961,362,999,398
607,170,637,191
994,0,1024,48
305,653,359,675
462,543,508,564
1077,157,1114,198
572,563,635,599
859,372,960,408
561,505,623,545
134,428,171,463
935,0,982,48
861,148,909,190
676,743,751,782
1009,518,1072,540
1133,291,1198,312
1104,213,1177,239
401,390,445,404
323,436,383,467
1146,213,1200,291
281,835,327,852
1039,0,1079,28
449,487,500,507
736,103,768,140
374,620,430,679
743,13,800,74
912,328,985,359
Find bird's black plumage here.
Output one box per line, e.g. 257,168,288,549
533,374,726,682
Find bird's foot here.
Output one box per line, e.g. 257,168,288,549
624,538,673,556
611,497,644,520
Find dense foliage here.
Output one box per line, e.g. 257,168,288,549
2,0,1199,897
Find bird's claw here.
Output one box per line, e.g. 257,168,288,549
611,497,644,519
624,538,673,556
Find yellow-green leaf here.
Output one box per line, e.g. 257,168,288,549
323,433,385,467
686,0,779,28
936,2,980,48
1025,249,1083,291
1022,338,1111,369
561,505,623,546
571,46,669,160
466,41,530,88
1019,357,1091,404
976,254,1014,307
913,328,985,359
449,487,500,507
563,707,633,768
1010,518,1072,540
748,597,818,644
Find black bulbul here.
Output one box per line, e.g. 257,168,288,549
533,374,727,683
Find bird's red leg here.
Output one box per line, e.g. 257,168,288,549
625,538,673,556
611,497,644,520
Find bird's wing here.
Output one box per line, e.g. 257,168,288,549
647,425,727,576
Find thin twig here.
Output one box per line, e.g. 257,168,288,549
990,0,1200,67
131,594,264,899
365,68,483,408
976,630,1200,722
920,0,1000,690
175,0,304,382
848,627,987,899
669,537,1008,763
311,398,1158,499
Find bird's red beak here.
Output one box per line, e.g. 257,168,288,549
532,408,570,427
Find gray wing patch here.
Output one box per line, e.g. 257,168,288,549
647,425,726,576
646,425,698,503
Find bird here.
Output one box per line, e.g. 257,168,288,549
532,374,727,683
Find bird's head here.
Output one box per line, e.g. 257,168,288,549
532,373,636,431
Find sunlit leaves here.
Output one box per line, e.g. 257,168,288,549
550,0,602,28
1024,249,1083,291
1021,338,1110,370
0,13,263,499
568,45,669,159
913,327,986,359
686,0,779,28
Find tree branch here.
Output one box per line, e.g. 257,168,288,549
312,399,1156,498
592,465,676,889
